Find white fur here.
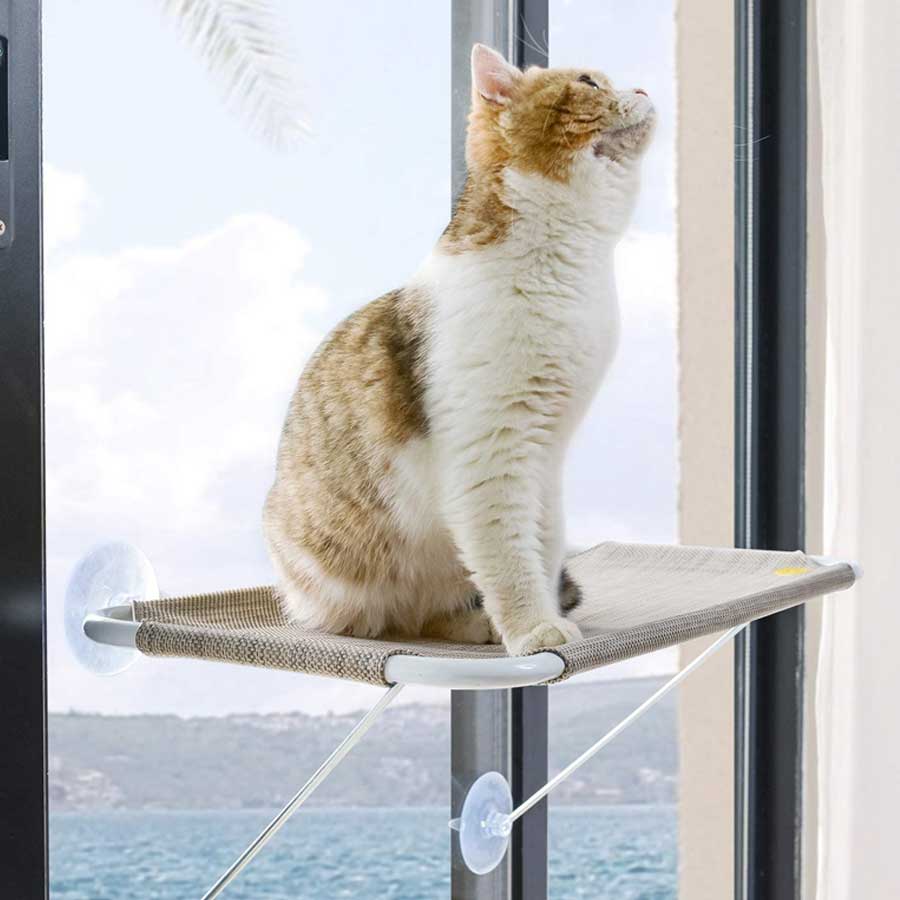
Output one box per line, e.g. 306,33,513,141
268,99,650,654
399,142,646,655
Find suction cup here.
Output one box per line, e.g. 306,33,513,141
450,771,513,875
64,542,158,675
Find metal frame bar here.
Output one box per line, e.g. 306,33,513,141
510,686,549,899
0,0,48,900
450,3,549,898
734,1,807,898
0,2,47,897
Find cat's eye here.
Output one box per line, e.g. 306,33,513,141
578,74,600,89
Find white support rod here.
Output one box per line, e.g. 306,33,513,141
509,625,745,823
201,682,405,899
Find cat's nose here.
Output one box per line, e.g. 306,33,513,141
634,88,648,96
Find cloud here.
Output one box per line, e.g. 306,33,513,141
43,164,96,253
46,212,328,569
45,169,339,714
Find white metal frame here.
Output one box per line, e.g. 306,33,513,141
82,605,566,689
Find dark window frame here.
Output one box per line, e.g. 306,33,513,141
734,1,807,898
0,1,47,898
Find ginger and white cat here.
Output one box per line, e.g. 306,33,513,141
264,44,655,656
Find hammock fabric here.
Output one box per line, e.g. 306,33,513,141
132,542,856,686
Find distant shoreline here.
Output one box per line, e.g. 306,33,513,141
51,802,680,815
49,677,677,812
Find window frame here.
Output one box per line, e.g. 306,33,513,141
0,2,47,898
734,1,808,898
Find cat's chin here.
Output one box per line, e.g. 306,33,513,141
592,111,656,161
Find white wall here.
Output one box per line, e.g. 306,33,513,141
675,1,734,897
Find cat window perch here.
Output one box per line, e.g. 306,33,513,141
69,540,859,897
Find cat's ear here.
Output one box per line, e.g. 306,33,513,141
471,44,520,105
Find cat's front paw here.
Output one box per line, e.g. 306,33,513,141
505,617,583,656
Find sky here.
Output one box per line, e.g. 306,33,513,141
43,0,677,717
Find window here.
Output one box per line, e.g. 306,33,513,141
1,1,807,897
45,3,454,896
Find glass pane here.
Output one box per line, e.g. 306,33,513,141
548,2,682,897
44,1,450,896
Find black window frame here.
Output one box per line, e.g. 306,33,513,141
0,2,47,898
734,1,807,898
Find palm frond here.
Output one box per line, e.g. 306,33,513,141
159,0,309,148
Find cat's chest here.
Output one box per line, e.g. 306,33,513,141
490,274,616,373
424,247,618,367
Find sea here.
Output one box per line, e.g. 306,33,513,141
50,806,676,899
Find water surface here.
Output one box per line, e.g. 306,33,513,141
50,806,676,899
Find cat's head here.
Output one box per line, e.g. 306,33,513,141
467,43,655,183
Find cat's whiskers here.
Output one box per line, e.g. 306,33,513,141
517,16,549,59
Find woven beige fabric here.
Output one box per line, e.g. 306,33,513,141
133,542,856,686
557,543,854,681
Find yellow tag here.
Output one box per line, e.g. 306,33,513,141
775,566,809,576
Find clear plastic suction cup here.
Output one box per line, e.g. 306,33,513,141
449,771,513,875
64,542,158,675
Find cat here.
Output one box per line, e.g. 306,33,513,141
263,44,655,656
